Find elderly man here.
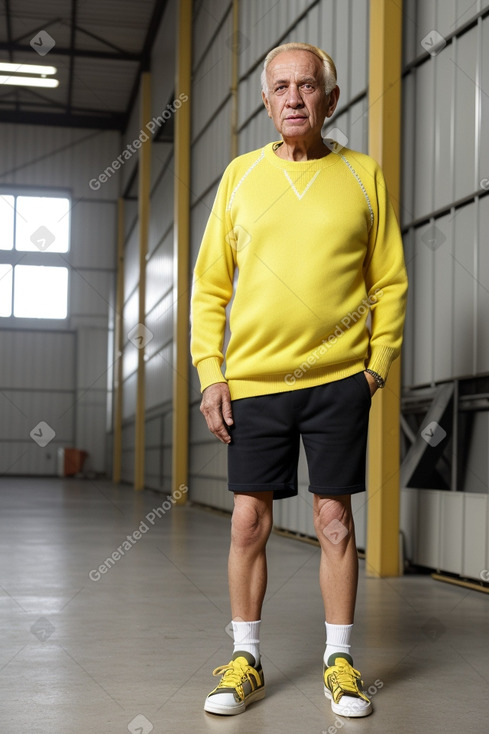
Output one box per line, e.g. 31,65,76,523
191,42,407,718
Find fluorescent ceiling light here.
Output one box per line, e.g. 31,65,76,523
0,62,57,75
0,75,59,88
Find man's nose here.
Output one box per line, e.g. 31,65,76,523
286,84,304,106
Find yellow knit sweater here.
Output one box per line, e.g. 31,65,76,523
191,142,408,400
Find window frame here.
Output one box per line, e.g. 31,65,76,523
0,186,72,326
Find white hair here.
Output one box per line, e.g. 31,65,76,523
261,42,337,96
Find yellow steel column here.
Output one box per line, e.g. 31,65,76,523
172,0,192,502
366,0,403,577
112,197,125,483
134,72,152,491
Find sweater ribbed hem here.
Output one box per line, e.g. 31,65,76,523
226,360,367,401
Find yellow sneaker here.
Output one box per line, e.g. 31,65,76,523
204,651,265,715
323,653,372,717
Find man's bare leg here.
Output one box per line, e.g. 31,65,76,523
228,491,274,621
313,494,358,624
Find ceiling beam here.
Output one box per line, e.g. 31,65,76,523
0,109,125,129
0,41,141,62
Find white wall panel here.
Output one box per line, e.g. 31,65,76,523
145,343,173,409
71,201,117,269
76,402,107,471
145,292,174,361
190,442,227,480
0,331,74,390
463,494,487,578
77,328,109,390
477,195,489,372
350,0,368,98
412,224,434,384
433,50,454,211
148,166,174,257
439,491,463,575
124,225,140,298
463,413,489,493
122,344,138,383
193,0,232,66
0,125,120,200
189,475,233,510
76,327,108,472
401,74,416,226
191,11,233,139
416,490,441,568
0,442,62,476
0,390,75,442
453,204,476,377
146,235,173,314
414,61,435,219
191,103,232,199
433,214,454,381
122,373,137,420
70,270,112,318
122,289,140,354
453,31,478,201
480,18,489,186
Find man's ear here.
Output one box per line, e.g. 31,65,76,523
262,90,272,118
326,85,340,118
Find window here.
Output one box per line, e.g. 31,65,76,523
0,192,70,319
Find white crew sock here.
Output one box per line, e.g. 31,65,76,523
232,619,261,664
324,622,353,665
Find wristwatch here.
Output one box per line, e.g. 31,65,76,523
365,369,385,389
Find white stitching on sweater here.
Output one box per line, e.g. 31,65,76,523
340,155,374,231
226,149,265,211
283,170,320,200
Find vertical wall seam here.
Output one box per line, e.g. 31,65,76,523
112,197,125,482
134,72,151,491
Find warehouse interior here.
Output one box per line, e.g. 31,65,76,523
1,0,489,731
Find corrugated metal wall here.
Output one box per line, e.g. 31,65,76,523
402,0,489,387
399,0,489,576
0,126,119,475
188,0,370,545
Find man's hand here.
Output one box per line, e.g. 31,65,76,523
200,382,234,443
363,371,379,397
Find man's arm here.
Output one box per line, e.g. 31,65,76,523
363,163,408,383
191,167,237,440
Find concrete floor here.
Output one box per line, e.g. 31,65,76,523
1,478,488,734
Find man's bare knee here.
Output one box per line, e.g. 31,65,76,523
231,495,273,550
313,495,354,544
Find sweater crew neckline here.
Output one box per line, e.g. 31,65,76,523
264,140,343,171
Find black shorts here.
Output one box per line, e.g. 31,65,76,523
227,373,371,499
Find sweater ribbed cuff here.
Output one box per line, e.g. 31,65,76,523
367,346,397,382
196,357,227,393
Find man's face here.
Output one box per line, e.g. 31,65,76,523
262,50,338,142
